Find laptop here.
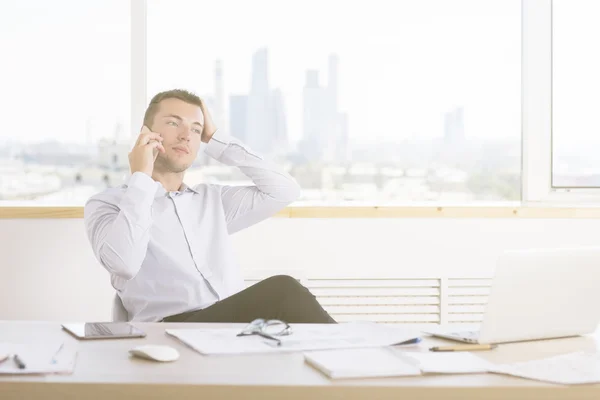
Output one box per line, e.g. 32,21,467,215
425,247,600,344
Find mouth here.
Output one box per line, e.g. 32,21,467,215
173,146,190,154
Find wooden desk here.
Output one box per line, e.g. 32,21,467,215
1,321,600,399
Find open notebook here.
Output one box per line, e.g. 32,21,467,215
305,348,600,385
304,348,491,379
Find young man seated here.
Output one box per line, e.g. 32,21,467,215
84,89,335,324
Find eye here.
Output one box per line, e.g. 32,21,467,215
192,128,202,134
167,121,178,127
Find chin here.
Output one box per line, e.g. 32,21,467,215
174,163,192,173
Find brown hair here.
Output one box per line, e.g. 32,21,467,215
143,89,203,128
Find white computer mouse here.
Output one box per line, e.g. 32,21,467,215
129,345,180,362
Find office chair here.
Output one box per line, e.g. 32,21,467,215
112,294,129,322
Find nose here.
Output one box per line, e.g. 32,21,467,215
177,124,192,141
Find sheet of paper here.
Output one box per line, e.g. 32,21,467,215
0,342,77,375
166,322,420,355
304,347,422,379
490,351,600,385
399,351,493,374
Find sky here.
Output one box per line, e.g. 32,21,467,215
147,0,521,145
0,1,130,145
552,0,600,160
6,0,598,152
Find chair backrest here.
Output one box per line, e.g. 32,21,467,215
112,294,129,322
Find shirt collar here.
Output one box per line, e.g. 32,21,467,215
180,183,200,194
153,182,199,198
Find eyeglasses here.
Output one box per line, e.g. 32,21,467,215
236,318,292,346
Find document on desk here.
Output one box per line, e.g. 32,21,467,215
399,351,493,374
305,347,421,379
166,322,420,355
490,351,600,385
304,348,493,379
0,342,77,375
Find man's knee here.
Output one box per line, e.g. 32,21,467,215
262,275,306,293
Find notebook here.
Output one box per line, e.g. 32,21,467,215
304,347,421,379
401,351,493,374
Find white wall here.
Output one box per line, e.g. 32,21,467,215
1,217,599,321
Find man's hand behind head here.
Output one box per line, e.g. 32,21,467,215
199,99,217,143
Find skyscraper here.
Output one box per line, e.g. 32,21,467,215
214,59,226,133
444,107,465,146
242,48,289,156
270,88,288,152
337,112,349,162
300,53,348,163
246,48,273,154
327,53,339,115
229,95,248,142
301,70,327,161
250,48,269,93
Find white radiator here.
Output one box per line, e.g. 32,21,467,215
244,275,492,325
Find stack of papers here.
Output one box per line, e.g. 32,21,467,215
490,352,600,385
166,322,420,355
0,342,77,375
304,348,492,379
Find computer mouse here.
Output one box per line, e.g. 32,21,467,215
129,345,180,362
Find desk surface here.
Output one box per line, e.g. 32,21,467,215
1,321,600,400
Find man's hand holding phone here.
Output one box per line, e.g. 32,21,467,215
129,126,166,176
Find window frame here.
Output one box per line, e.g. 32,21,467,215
523,0,600,204
3,0,599,218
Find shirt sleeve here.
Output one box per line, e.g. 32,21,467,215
204,130,301,234
84,172,160,280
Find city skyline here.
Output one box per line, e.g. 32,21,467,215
0,1,524,146
4,0,598,162
146,0,521,146
2,0,600,202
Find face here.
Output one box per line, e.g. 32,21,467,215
149,98,205,173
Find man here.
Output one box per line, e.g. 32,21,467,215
85,89,335,324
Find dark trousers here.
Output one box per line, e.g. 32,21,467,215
162,275,336,324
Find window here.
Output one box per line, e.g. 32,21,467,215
552,0,600,188
0,0,130,204
1,0,521,205
147,0,522,204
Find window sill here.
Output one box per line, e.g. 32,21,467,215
3,206,600,219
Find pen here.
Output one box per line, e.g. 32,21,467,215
13,354,26,369
396,337,422,346
429,344,497,352
51,343,65,364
